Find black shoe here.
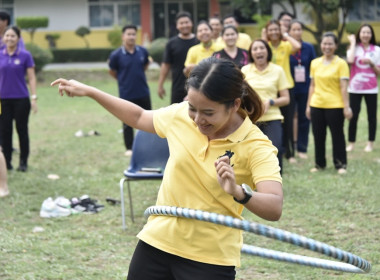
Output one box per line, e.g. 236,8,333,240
6,162,13,170
17,164,27,172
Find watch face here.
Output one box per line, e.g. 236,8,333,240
242,184,253,196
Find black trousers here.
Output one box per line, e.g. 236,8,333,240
127,241,236,280
280,90,295,158
348,93,377,142
257,120,283,173
123,96,152,150
293,89,310,153
0,98,31,169
310,107,346,169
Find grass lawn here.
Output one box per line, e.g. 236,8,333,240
0,68,379,279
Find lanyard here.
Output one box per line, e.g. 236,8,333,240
292,49,302,65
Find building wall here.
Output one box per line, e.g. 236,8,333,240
15,0,88,31
14,0,144,48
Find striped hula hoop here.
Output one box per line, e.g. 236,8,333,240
144,206,371,274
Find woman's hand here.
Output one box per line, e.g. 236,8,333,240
261,27,268,41
347,34,356,46
50,79,93,97
305,105,311,120
344,107,353,120
214,156,239,197
31,100,38,114
263,99,271,113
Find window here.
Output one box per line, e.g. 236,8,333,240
0,0,14,24
89,0,140,28
348,0,380,21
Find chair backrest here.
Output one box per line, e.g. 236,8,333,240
127,130,169,173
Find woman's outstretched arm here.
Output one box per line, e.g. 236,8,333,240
51,79,155,133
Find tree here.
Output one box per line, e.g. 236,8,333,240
271,0,355,46
45,33,60,48
233,0,354,46
75,26,91,48
16,16,49,44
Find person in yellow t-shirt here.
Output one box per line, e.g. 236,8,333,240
217,15,252,51
263,19,301,164
51,57,283,279
306,32,352,175
209,16,223,41
242,39,290,172
184,21,222,76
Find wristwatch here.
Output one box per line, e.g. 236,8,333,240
233,183,253,204
269,99,275,106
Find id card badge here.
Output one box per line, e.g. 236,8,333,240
294,65,306,82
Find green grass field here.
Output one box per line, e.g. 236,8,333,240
0,69,379,279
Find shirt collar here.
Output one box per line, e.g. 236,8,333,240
223,109,252,143
121,45,138,55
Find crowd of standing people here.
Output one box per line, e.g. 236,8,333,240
1,10,378,198
1,6,379,280
155,11,379,176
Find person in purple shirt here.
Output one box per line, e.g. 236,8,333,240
0,26,37,172
0,10,25,50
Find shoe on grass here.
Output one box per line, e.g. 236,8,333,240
0,188,10,198
346,143,354,152
40,197,71,218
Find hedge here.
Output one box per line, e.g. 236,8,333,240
51,48,114,63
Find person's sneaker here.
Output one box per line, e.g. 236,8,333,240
337,168,347,175
124,150,132,157
364,144,373,152
71,195,104,214
54,196,71,208
40,197,71,218
346,143,354,152
0,188,10,198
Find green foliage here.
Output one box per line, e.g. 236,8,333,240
147,37,168,64
51,48,114,63
252,14,272,30
107,25,122,48
16,16,49,43
75,26,91,48
25,43,53,73
16,16,49,29
345,21,362,35
45,33,61,48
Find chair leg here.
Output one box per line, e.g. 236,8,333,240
127,181,135,223
119,178,127,230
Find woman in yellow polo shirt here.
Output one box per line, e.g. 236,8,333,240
242,39,290,172
184,20,222,76
51,57,283,279
306,32,352,174
263,19,301,164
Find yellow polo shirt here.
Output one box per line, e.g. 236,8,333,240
138,102,281,267
269,40,294,88
310,56,349,108
184,42,223,66
242,62,290,122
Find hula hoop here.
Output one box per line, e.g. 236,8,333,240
144,206,371,274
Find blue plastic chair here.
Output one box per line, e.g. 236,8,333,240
119,130,169,228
